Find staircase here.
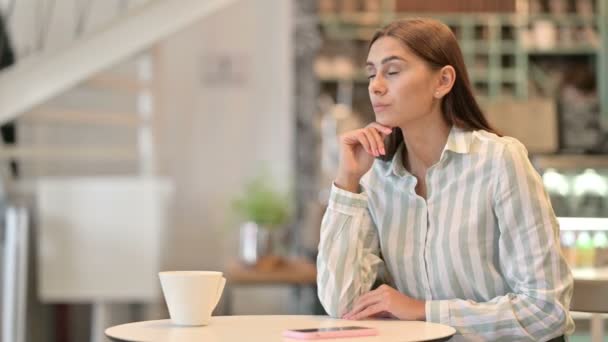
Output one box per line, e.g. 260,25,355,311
0,0,236,177
0,1,238,341
13,51,156,179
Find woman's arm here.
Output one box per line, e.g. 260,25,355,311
426,140,574,341
316,182,384,318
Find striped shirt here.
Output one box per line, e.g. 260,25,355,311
317,127,575,341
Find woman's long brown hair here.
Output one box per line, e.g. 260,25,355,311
370,18,498,161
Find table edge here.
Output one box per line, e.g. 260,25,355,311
104,316,457,342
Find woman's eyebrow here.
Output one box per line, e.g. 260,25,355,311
365,55,406,67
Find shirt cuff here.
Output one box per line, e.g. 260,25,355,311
327,182,368,213
426,300,450,325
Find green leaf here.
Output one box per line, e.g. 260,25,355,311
231,174,292,229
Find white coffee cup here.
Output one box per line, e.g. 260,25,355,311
159,271,226,326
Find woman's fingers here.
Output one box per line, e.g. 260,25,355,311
354,131,373,155
352,288,378,308
368,122,393,136
349,303,386,321
344,290,381,319
342,123,393,158
366,122,392,156
366,127,386,155
347,297,379,319
361,129,380,156
342,131,371,155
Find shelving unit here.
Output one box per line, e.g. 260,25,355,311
319,12,530,98
600,0,608,128
533,154,608,171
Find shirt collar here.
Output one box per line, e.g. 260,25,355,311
384,126,473,177
444,125,472,154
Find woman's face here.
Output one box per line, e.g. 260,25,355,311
366,36,440,128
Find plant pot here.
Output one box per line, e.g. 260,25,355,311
239,221,274,266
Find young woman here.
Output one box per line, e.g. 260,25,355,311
316,18,574,341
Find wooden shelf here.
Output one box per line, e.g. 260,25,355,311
225,258,316,285
469,41,518,52
527,14,598,25
320,13,597,27
525,46,598,55
532,154,608,170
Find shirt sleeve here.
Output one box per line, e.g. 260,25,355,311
425,139,574,341
316,182,384,318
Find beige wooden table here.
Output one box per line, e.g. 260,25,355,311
223,258,317,314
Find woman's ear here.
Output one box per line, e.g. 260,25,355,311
434,65,456,98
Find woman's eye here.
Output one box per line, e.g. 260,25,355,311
367,74,376,80
387,71,399,76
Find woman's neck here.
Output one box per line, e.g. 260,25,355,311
399,110,451,173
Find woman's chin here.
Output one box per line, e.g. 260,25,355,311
374,114,396,128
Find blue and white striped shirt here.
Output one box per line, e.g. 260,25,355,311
317,127,574,341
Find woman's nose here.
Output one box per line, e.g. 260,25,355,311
369,76,386,95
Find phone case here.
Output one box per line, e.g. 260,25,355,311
282,327,378,340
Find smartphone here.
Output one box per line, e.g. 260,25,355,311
282,326,378,340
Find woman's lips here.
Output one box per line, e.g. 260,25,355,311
373,104,390,112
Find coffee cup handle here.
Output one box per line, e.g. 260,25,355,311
212,277,226,312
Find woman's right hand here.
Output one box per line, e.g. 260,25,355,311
335,123,393,192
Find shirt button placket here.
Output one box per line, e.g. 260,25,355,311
422,171,434,299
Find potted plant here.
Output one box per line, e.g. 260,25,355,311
232,174,292,269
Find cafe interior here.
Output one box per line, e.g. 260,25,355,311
0,0,607,341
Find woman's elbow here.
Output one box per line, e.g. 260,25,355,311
528,301,574,340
